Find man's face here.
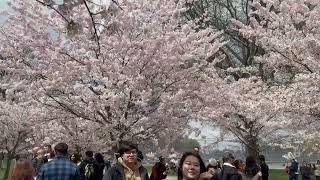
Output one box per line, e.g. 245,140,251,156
44,146,49,153
32,147,40,155
230,155,235,165
122,149,138,165
193,148,199,153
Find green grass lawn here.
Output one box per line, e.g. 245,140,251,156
0,160,14,180
0,168,6,180
269,169,289,180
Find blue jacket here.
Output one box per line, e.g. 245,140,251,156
37,155,80,180
289,160,299,177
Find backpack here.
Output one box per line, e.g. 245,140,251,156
84,163,94,180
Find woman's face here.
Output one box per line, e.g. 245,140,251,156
71,155,75,160
182,155,201,180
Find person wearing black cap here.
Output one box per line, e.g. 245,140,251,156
102,141,149,180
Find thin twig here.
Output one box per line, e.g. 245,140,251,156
35,0,70,23
83,0,101,58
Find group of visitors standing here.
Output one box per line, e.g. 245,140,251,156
8,142,110,180
284,155,320,180
15,141,320,180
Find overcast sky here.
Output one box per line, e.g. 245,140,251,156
0,1,8,25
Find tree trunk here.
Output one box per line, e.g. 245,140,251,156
4,158,11,180
244,135,260,160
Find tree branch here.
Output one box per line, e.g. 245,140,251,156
83,0,101,58
35,0,70,23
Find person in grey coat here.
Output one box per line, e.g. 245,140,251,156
103,141,149,180
220,152,242,180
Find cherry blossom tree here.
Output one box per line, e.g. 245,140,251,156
0,0,225,151
0,103,35,157
198,74,292,158
232,0,320,153
0,46,40,160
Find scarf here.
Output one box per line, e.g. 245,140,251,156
118,157,142,180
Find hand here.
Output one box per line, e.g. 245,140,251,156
257,171,262,176
199,172,213,180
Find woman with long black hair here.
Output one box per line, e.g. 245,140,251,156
177,152,206,180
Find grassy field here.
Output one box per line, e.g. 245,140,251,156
269,169,289,180
0,168,6,180
0,160,13,180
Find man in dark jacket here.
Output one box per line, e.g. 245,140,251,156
289,158,299,180
220,152,241,180
103,141,149,180
79,151,99,180
259,155,269,180
150,156,167,180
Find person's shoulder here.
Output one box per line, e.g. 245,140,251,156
223,165,236,171
106,164,122,175
39,159,55,171
67,159,79,168
56,158,78,169
108,163,121,171
139,165,148,171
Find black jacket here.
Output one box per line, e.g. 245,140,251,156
102,162,149,180
220,165,242,180
260,162,269,180
79,157,99,180
96,161,106,180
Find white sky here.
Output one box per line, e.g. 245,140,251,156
0,1,8,25
189,121,241,150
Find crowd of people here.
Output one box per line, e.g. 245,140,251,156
284,156,320,180
6,141,320,180
8,142,111,180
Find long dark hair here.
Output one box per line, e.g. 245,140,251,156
70,153,81,163
244,156,260,177
177,152,206,180
234,159,244,170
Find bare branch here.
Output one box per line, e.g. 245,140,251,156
35,0,70,23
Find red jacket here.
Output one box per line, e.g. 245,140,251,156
150,162,167,180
